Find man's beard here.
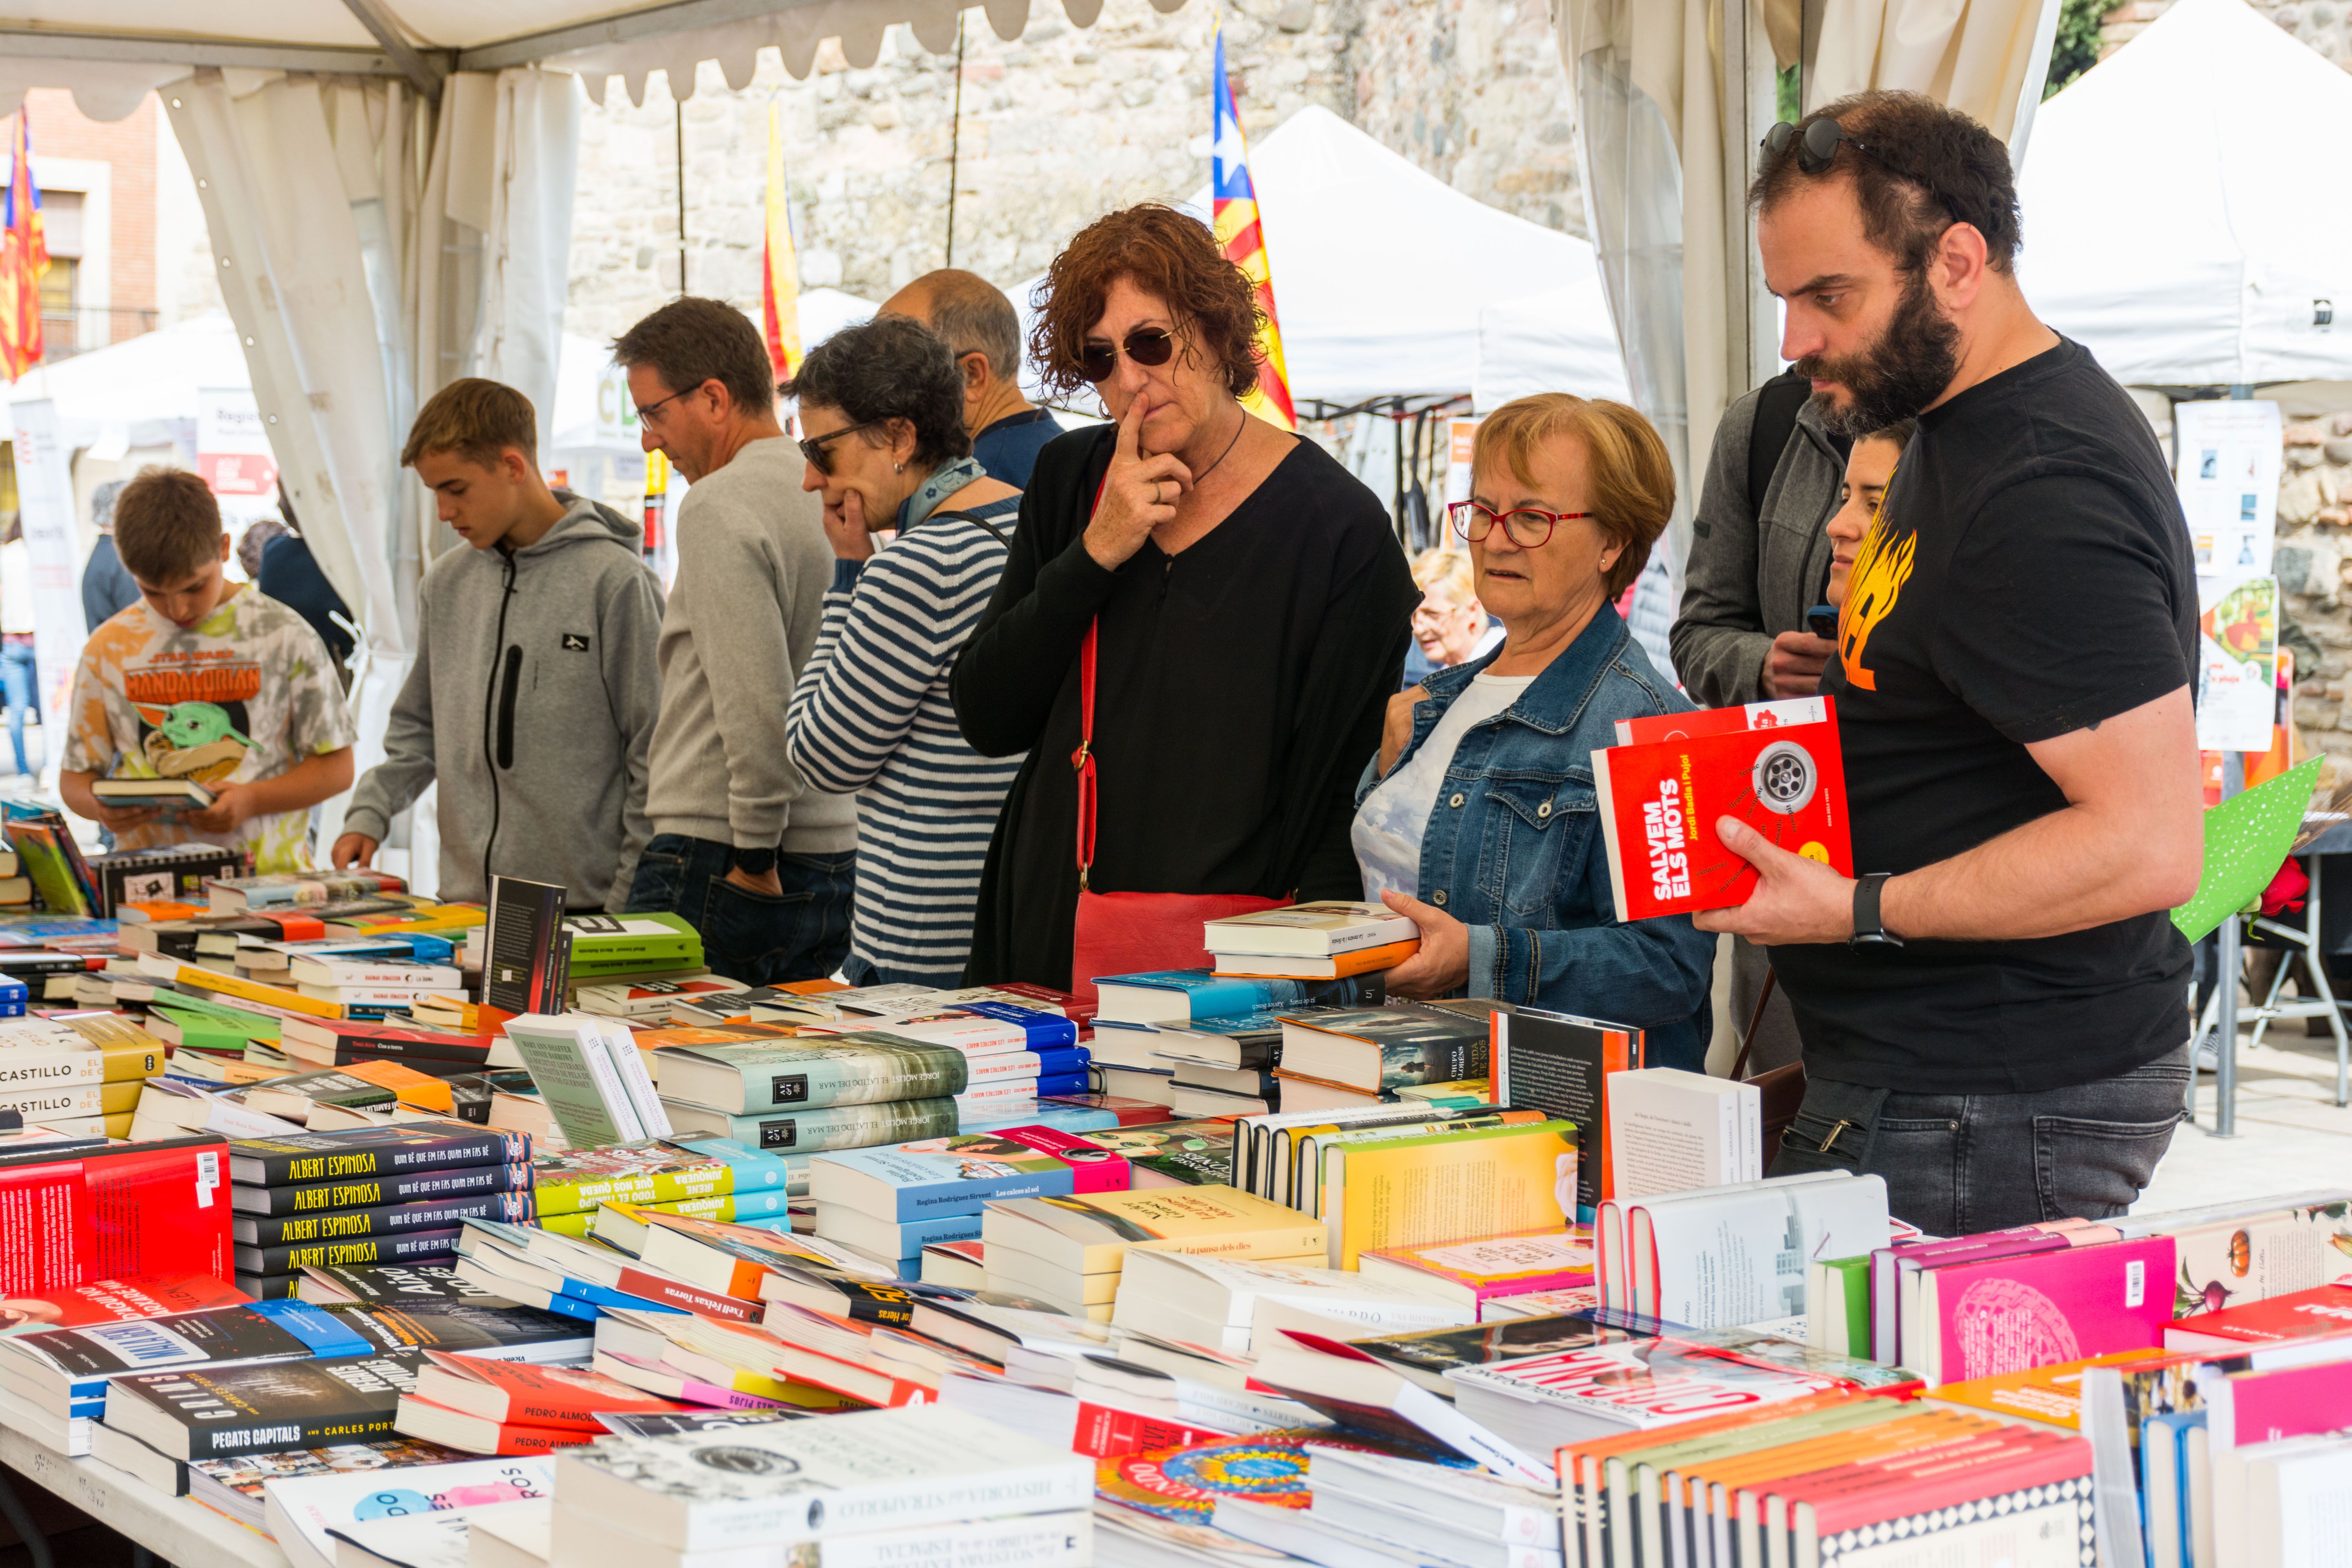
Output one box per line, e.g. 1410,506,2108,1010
1796,269,1960,439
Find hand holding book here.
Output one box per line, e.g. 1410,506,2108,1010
1374,888,1468,999
1690,816,1863,946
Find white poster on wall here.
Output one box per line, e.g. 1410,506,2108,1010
197,386,278,498
2175,400,2281,576
8,399,91,759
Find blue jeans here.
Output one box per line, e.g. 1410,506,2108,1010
1770,1042,2190,1234
0,642,37,776
622,835,855,987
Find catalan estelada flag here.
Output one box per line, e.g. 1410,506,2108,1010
1211,21,1295,431
0,110,48,382
761,100,803,383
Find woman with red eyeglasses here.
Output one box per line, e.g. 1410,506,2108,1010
949,204,1418,994
1350,395,1715,1069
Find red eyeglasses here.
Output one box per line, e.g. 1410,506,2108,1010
1446,500,1594,548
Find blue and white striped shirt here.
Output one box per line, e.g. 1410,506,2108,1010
784,497,1026,984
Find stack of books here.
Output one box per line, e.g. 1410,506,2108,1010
653,1029,967,1154
393,1348,686,1455
808,1125,1130,1276
528,1140,797,1238
222,1122,535,1298
980,1183,1326,1321
793,1003,1093,1127
500,1013,671,1147
0,1014,163,1137
1272,1001,1494,1114
1108,1248,1474,1356
1204,900,1421,979
1088,969,1385,1107
556,911,706,988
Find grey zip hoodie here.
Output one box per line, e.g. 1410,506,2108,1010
345,494,666,911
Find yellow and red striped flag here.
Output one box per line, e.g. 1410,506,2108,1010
0,110,48,381
1211,20,1295,430
761,101,803,383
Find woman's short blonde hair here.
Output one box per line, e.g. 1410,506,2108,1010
1471,394,1675,600
1410,548,1476,609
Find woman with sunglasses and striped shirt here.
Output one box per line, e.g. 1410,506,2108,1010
950,203,1418,993
1352,395,1715,1069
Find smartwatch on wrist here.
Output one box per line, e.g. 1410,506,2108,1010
1850,873,1903,948
733,848,778,878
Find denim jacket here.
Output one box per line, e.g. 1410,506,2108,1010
1354,605,1717,1064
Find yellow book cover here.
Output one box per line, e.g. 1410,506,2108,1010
99,1078,142,1113
982,1184,1327,1276
134,952,341,1019
102,1112,132,1138
1926,1347,2173,1432
1328,1120,1577,1269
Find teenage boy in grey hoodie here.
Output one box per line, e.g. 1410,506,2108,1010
333,378,666,912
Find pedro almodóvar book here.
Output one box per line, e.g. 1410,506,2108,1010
1591,699,1851,922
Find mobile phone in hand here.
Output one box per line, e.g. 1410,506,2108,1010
1806,604,1837,639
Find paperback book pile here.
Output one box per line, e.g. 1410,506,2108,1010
1088,970,1386,1107
981,1183,1327,1321
809,1125,1131,1276
224,1122,535,1298
500,1013,672,1149
1203,902,1421,981
529,1139,800,1238
654,1027,973,1156
0,1014,164,1136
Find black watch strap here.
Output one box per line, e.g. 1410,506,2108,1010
1850,872,1903,948
733,847,778,878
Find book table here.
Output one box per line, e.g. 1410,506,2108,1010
0,1428,289,1568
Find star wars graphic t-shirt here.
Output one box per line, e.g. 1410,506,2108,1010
1768,338,2199,1096
65,584,357,873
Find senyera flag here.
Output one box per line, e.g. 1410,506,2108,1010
0,108,48,381
762,100,804,384
1210,20,1295,431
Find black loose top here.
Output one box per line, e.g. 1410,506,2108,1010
949,422,1418,989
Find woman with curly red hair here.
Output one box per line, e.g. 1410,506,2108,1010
951,203,1417,992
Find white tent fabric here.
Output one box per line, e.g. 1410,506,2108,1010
1010,107,1622,408
1474,280,1634,413
2017,0,2352,387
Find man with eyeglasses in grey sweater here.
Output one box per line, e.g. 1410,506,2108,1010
612,297,857,985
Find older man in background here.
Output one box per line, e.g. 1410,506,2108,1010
881,269,1060,488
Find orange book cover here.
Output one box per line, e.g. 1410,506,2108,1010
341,1058,453,1113
1927,1347,2171,1431
1555,1387,1877,1487
1212,940,1419,980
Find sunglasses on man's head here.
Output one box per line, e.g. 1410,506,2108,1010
1762,118,1962,222
1078,327,1177,385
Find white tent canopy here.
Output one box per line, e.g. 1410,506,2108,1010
1010,106,1624,409
2018,0,2352,387
1474,278,1633,414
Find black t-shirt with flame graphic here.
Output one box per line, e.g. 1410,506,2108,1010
1772,337,2199,1095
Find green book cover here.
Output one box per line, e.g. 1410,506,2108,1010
503,1018,640,1147
2174,755,2323,942
562,912,702,964
530,1142,737,1217
151,1003,274,1055
152,989,283,1041
661,1096,959,1153
1818,1254,1873,1358
659,1031,970,1114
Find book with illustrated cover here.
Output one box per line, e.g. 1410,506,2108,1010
1322,1120,1579,1269
87,842,241,917
2164,1281,2352,1350
411,1347,683,1429
1591,705,1852,921
1074,1118,1239,1189
207,869,407,911
552,1405,1092,1549
227,1122,528,1187
1916,1236,2176,1386
657,1034,971,1115
1356,1228,1596,1313
661,1095,960,1152
1331,1311,1642,1394
1274,1005,1490,1097
1094,1429,1466,1526
0,1274,252,1337
262,1453,552,1568
1613,695,1827,746
183,1436,477,1531
1443,1336,1846,1445
295,1261,519,1307
575,975,744,1020
1093,970,1386,1029
0,1301,372,1400
530,1143,732,1217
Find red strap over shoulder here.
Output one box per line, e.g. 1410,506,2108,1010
1073,470,1111,890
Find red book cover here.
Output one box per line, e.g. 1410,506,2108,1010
996,981,1097,1027
612,1265,764,1324
2165,1282,2352,1348
248,911,328,941
1592,709,1852,922
1924,1237,2177,1385
2221,1357,2352,1445
989,1126,1131,1193
0,1273,250,1332
291,1022,501,1066
1039,1094,1167,1126
1070,1401,1230,1459
417,1348,685,1429
0,1136,233,1295
1613,696,1830,747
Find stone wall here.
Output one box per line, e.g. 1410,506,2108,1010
2102,0,2352,66
563,0,1583,346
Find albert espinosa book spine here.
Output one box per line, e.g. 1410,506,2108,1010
227,1124,527,1186
662,1036,971,1114
234,1192,532,1249
232,1160,531,1216
1590,707,1851,922
665,1097,960,1152
235,1228,469,1278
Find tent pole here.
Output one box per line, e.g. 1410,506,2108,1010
947,13,965,267
675,94,688,294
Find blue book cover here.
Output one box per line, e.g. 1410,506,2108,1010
1033,1047,1092,1077
1089,970,1385,1024
662,1134,810,1195
1033,1073,1091,1098
809,1133,1086,1222
962,1104,1120,1135
955,1001,1080,1049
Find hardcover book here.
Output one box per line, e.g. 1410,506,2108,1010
660,1096,960,1152
1591,705,1852,921
656,1034,971,1114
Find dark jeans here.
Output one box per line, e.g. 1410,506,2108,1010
1,641,37,777
622,835,854,987
1770,1042,2190,1235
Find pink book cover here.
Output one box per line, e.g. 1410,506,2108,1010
1365,1227,1595,1301
988,1125,1131,1193
2225,1359,2352,1446
1929,1236,2177,1383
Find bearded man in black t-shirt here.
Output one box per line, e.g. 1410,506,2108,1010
1696,90,2203,1235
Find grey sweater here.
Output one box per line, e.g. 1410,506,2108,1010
345,495,665,911
643,435,857,855
1670,385,1850,708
